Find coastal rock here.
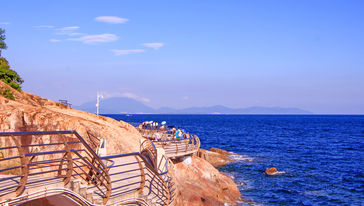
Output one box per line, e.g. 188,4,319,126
172,156,242,205
197,148,233,168
264,167,284,176
209,148,233,155
0,81,142,155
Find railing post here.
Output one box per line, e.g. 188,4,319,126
175,141,178,155
63,137,73,186
135,155,145,194
13,137,29,196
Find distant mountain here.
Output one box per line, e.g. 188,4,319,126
155,105,311,114
74,97,155,114
75,97,311,114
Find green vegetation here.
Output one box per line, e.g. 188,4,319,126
0,87,14,100
0,29,7,56
0,28,24,99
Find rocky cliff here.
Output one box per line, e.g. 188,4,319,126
0,81,242,205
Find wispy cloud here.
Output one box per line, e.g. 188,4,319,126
68,32,84,36
68,34,118,44
102,92,150,103
0,22,10,25
111,49,145,56
56,26,80,31
183,96,189,100
142,42,164,50
55,26,80,35
120,92,150,103
33,25,54,29
95,16,129,24
49,39,61,42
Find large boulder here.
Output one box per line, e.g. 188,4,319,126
197,149,233,168
264,167,280,175
172,156,242,205
209,148,233,155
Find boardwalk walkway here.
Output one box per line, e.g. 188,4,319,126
139,129,200,159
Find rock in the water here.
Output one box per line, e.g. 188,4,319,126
197,148,233,168
209,148,233,155
264,167,280,175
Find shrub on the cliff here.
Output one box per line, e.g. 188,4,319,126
0,29,7,56
0,87,15,100
0,59,24,91
0,29,24,92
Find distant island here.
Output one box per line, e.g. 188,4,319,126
74,97,312,114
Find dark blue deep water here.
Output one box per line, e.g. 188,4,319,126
105,114,364,206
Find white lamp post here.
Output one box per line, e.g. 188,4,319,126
96,93,103,115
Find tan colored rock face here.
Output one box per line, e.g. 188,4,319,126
172,156,242,205
209,148,233,155
0,81,142,154
197,148,233,168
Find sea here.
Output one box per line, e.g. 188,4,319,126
105,114,364,206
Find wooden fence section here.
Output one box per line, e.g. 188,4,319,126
0,131,172,206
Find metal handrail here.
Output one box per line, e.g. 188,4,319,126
0,131,111,204
0,131,174,205
0,187,95,206
140,139,176,205
100,153,170,206
139,129,201,158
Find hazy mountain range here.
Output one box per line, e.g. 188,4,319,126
74,97,312,114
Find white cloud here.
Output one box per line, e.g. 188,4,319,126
68,34,118,44
56,26,80,31
95,16,129,24
111,49,145,56
183,96,189,100
33,25,54,29
142,42,164,50
121,92,150,103
55,26,80,35
102,92,150,103
0,22,10,25
49,39,61,42
68,32,84,36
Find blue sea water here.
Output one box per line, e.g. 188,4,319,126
105,114,364,206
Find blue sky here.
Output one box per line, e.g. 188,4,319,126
1,0,363,114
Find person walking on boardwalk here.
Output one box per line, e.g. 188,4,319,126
175,128,183,140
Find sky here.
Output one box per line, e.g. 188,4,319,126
0,0,363,114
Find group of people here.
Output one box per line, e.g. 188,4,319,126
138,121,186,141
139,121,160,129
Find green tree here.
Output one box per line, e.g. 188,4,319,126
0,28,23,92
0,29,7,57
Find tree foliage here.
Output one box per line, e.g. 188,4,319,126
0,29,7,51
0,29,24,93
